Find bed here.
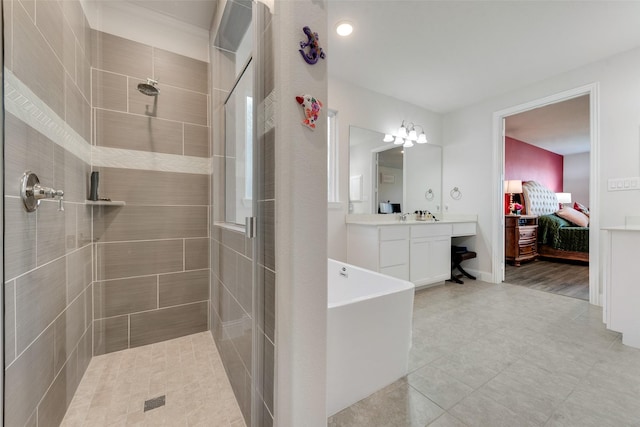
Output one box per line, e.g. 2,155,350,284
521,181,589,263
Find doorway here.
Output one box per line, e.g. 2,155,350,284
491,84,600,306
504,95,590,300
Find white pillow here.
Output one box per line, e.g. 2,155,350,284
555,206,589,227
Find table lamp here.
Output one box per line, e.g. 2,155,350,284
504,180,523,214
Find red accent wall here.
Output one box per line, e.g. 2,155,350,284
505,137,563,192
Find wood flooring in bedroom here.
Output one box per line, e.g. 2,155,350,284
504,258,589,301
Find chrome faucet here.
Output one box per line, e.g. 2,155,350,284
21,171,65,212
33,184,65,211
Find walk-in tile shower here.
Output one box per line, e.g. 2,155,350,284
2,0,274,425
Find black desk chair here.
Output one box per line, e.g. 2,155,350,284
449,246,477,284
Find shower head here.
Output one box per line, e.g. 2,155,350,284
137,78,159,96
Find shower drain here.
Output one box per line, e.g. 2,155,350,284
144,395,166,412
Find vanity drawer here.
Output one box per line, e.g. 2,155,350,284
411,224,452,238
452,222,477,237
379,239,409,267
380,264,409,281
379,226,410,241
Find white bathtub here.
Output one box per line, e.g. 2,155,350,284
327,258,415,416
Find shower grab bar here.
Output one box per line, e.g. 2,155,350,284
21,171,64,212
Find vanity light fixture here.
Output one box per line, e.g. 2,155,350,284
336,21,353,36
384,120,429,147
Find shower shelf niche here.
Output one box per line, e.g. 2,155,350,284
85,200,126,206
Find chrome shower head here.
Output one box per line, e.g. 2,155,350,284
137,78,159,96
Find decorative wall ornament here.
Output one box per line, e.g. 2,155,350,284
299,26,326,65
296,94,323,130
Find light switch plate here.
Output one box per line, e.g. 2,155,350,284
608,177,640,191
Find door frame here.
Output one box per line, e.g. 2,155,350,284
370,143,403,214
491,83,601,306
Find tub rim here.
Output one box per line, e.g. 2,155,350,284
327,258,415,309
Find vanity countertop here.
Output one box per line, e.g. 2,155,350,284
346,214,477,226
602,225,640,231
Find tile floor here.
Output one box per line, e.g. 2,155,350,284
329,280,640,426
61,332,245,426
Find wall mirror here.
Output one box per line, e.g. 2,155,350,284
349,125,442,215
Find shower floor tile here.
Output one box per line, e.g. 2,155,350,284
61,332,245,427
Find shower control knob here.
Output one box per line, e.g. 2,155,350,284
20,171,65,213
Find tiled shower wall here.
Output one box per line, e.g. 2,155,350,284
91,30,211,355
3,0,94,425
210,1,275,425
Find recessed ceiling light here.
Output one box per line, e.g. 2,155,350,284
336,21,353,37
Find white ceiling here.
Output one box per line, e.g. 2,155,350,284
327,1,640,155
505,95,590,155
327,1,640,114
124,0,218,30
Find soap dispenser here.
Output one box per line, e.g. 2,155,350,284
89,172,99,201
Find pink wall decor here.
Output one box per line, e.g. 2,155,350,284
296,94,323,130
505,137,563,192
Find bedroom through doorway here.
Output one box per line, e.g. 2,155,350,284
502,94,591,301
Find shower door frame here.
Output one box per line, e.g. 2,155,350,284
1,0,5,422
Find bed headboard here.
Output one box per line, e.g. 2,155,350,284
522,181,558,216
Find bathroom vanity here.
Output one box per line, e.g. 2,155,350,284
346,215,477,288
603,225,640,349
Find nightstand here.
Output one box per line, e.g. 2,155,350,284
505,215,538,266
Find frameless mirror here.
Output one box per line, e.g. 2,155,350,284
349,126,442,215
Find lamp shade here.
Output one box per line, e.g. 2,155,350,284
398,124,408,138
383,134,394,143
556,192,572,204
504,180,523,194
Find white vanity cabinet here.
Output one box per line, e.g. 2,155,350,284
603,227,640,349
347,225,410,280
347,220,477,288
379,227,410,280
409,224,452,285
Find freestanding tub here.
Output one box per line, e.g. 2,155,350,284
327,258,415,416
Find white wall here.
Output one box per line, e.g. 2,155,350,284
564,152,590,208
442,46,640,297
274,1,327,424
328,77,443,260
